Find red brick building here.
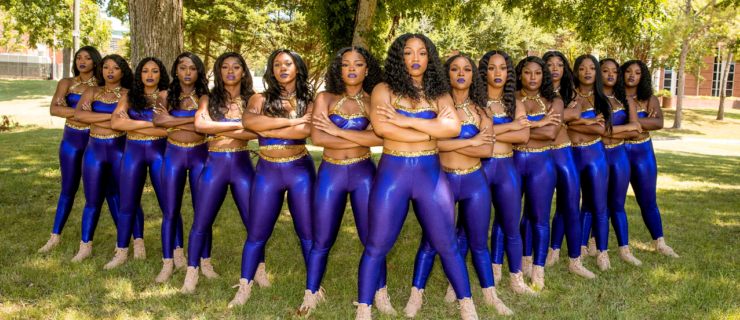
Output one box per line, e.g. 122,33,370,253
655,54,737,98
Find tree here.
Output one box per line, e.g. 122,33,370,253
127,0,184,70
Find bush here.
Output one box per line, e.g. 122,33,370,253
654,89,673,98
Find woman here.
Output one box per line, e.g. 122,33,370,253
598,58,643,266
355,33,478,320
539,51,596,278
40,47,128,253
621,60,678,258
71,54,135,262
179,52,259,293
480,50,537,294
229,49,315,307
566,54,613,271
404,54,511,317
103,57,170,269
299,46,386,313
153,52,214,282
512,56,562,289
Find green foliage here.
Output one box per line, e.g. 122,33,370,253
0,12,26,52
305,0,357,56
655,89,673,97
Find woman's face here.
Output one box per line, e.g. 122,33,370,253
520,61,543,92
403,38,428,78
177,57,198,86
141,61,160,88
273,52,297,86
546,55,564,83
76,51,93,73
577,58,597,86
221,56,244,86
624,63,642,88
101,59,122,84
449,57,473,92
601,60,618,87
487,54,508,89
341,51,367,88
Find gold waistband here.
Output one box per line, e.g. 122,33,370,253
259,148,309,162
490,151,514,158
208,145,251,153
90,131,126,139
167,138,207,148
65,123,90,130
443,162,481,175
323,152,372,165
382,148,439,157
512,145,551,153
127,135,166,141
260,144,307,151
572,136,602,147
605,140,625,149
625,137,651,145
551,141,572,150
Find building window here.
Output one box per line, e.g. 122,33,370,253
713,54,735,97
663,68,675,96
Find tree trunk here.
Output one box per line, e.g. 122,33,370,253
673,38,689,129
62,47,71,78
352,0,377,49
128,0,184,71
717,50,733,120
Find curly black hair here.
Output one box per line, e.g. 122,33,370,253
620,60,653,101
444,54,488,124
478,50,517,119
542,51,576,107
325,46,384,95
96,54,133,89
385,33,449,102
128,57,169,113
167,52,210,111
73,46,102,77
574,54,612,132
262,49,314,118
208,52,256,121
600,58,631,121
515,56,558,103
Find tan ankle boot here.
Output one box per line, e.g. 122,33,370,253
71,241,92,262
492,263,502,286
619,246,642,266
482,287,513,315
354,302,372,320
522,256,533,278
443,283,456,303
254,262,271,287
458,297,479,320
509,272,537,295
179,266,199,293
299,289,321,312
531,265,545,289
569,257,596,279
39,233,61,253
104,247,128,269
317,286,327,302
200,258,219,279
374,286,397,315
155,259,174,283
227,278,253,308
581,245,589,258
545,248,560,267
403,287,424,318
654,237,679,258
133,238,146,259
597,250,611,271
587,238,598,257
173,247,186,269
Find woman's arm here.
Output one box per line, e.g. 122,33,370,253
215,129,259,140
111,93,157,131
193,96,246,134
50,79,76,118
367,83,439,142
376,95,461,138
637,96,664,131
443,118,495,157
74,88,113,123
529,99,563,140
563,99,582,122
152,91,194,128
310,93,363,149
242,94,309,131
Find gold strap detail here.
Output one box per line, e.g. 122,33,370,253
577,90,594,107
167,138,206,148
512,145,551,153
259,144,306,151
68,75,96,94
322,152,372,165
94,85,122,104
259,147,308,162
625,136,651,145
490,151,514,158
443,162,481,175
551,141,572,150
179,90,199,106
393,94,436,113
330,91,368,119
382,148,439,157
605,140,625,149
280,91,299,118
606,94,625,111
521,91,547,113
90,131,126,139
455,98,479,128
572,136,602,147
209,145,251,153
487,95,503,108
65,122,90,130
127,135,166,141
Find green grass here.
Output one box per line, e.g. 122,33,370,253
1,108,739,319
0,79,59,102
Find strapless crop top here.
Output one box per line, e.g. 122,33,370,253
393,94,437,119
66,93,82,109
328,92,370,131
454,100,479,140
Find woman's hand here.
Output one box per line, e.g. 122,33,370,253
291,111,312,126
377,101,411,127
116,110,130,119
313,112,342,136
154,103,168,115
648,108,659,118
81,102,92,111
532,108,561,128
468,126,495,147
56,97,69,108
511,116,531,130
566,100,578,109
628,121,643,133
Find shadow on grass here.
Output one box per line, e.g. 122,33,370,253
0,80,57,102
690,108,740,121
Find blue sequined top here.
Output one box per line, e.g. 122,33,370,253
393,94,437,119
454,102,479,139
328,93,370,131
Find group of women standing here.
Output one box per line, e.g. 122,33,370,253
39,33,677,320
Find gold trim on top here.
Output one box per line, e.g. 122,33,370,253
259,147,308,162
577,90,594,107
455,98,479,128
527,110,546,117
443,162,481,175
382,148,439,157
322,152,372,165
94,85,122,104
224,114,242,120
572,136,602,147
167,138,206,148
551,141,572,150
605,141,625,149
179,91,199,106
625,137,651,145
520,91,546,112
127,135,166,141
393,94,436,113
581,107,595,113
491,112,508,118
512,145,551,153
259,144,306,151
490,151,514,158
68,75,96,95
209,145,251,153
65,123,90,130
329,91,368,119
90,131,126,139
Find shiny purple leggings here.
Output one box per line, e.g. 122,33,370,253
625,139,664,240
574,141,610,251
515,149,556,267
547,146,584,258
484,155,525,273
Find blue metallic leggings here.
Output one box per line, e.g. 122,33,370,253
573,141,609,251
484,155,524,273
357,151,472,305
411,166,494,290
187,149,255,268
625,138,664,240
52,126,122,235
116,138,166,248
240,152,315,280
161,141,210,260
547,145,583,258
306,156,383,294
515,149,556,267
80,135,144,243
605,143,631,247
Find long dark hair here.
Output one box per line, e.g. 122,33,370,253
166,52,209,111
325,46,384,95
515,56,558,103
385,33,449,102
128,57,169,112
262,49,314,118
478,50,517,119
600,58,631,121
208,52,256,121
73,46,102,77
542,51,576,106
574,54,612,132
96,54,133,89
444,54,487,123
620,60,653,101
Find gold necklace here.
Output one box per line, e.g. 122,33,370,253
521,91,546,111
69,75,97,92
228,95,245,113
104,85,122,98
281,91,298,118
487,95,503,107
179,90,198,106
145,89,160,108
577,90,594,107
454,97,470,109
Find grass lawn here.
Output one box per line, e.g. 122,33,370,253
0,80,59,102
1,97,739,319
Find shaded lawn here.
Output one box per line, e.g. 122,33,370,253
0,80,59,102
